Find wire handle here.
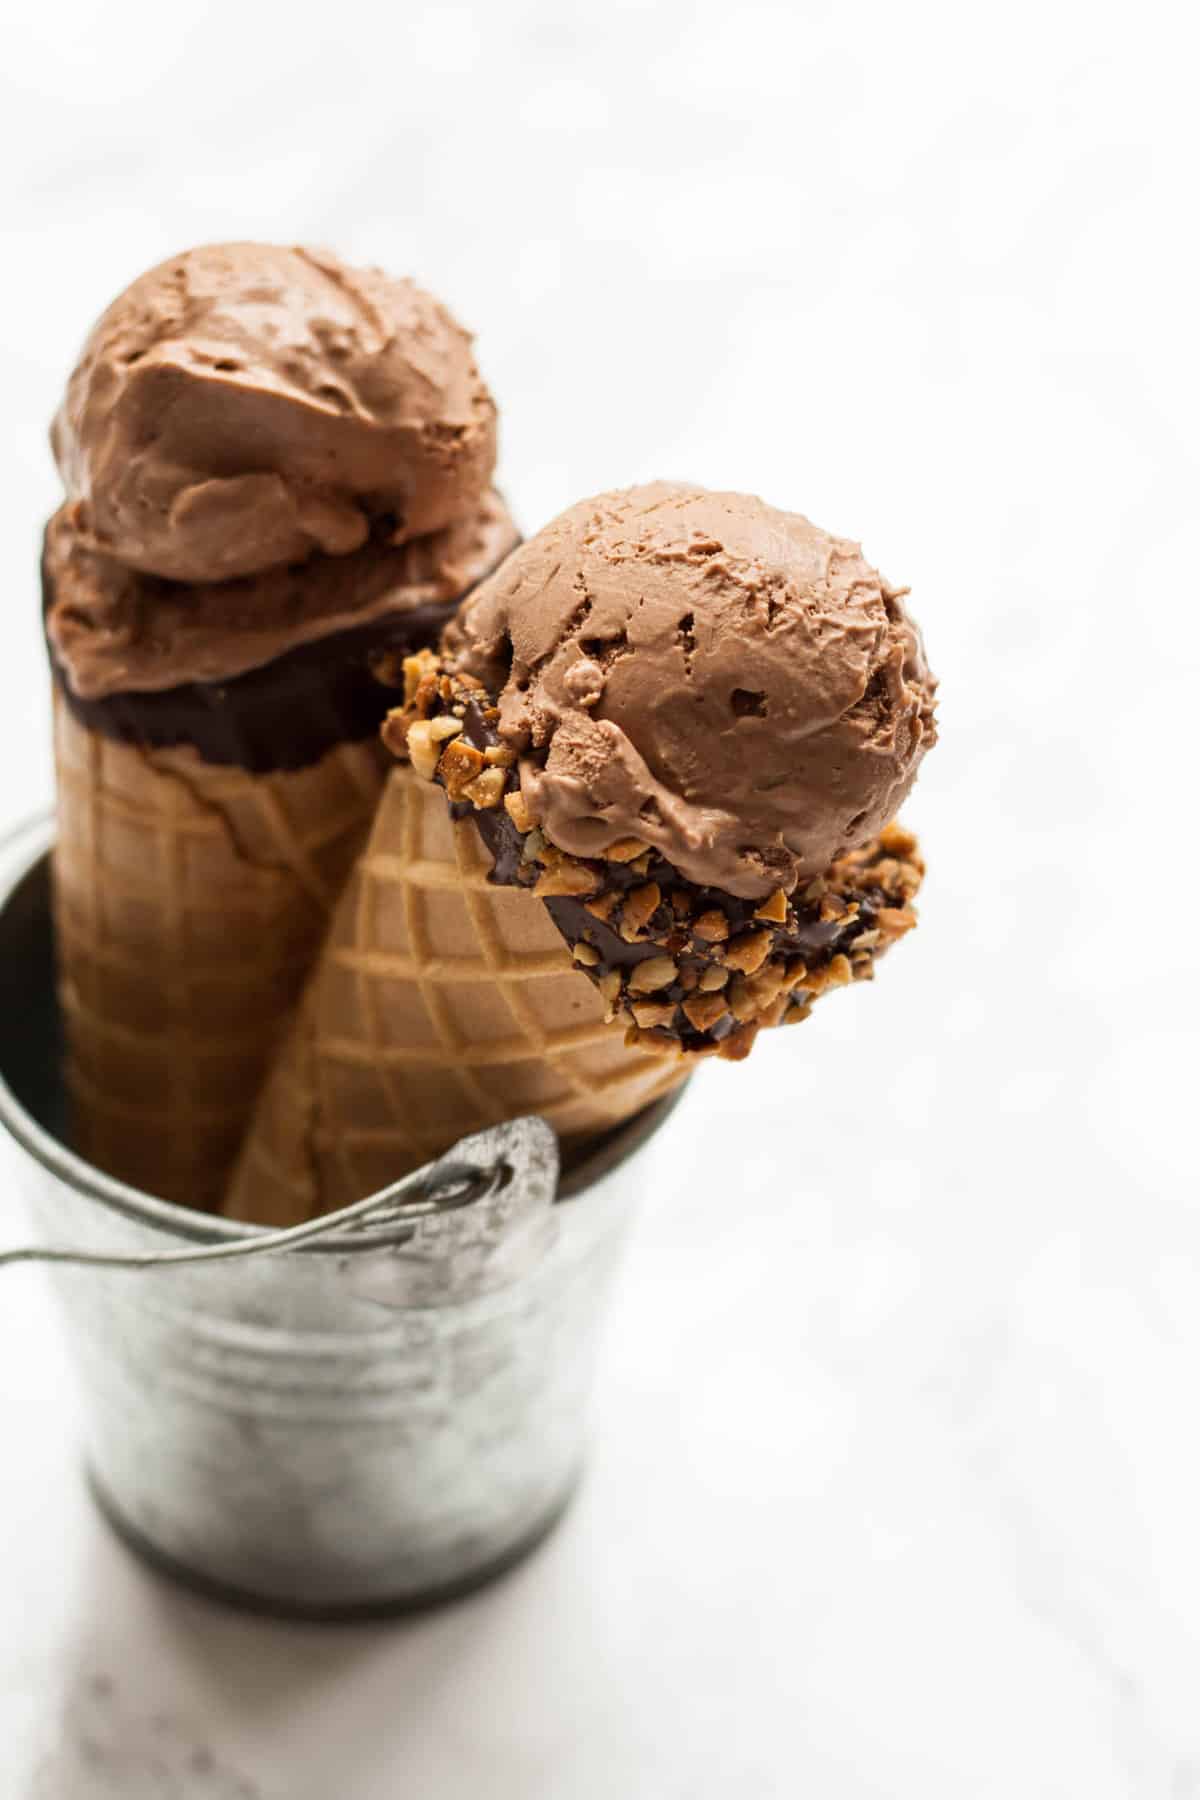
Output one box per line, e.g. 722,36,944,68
0,1152,507,1267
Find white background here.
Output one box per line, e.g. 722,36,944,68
1,2,1197,1794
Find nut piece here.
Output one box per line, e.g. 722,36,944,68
439,737,486,800
403,649,438,706
682,991,729,1032
757,993,792,1029
697,964,729,992
631,1000,676,1029
461,767,507,809
723,930,772,975
380,709,408,760
534,862,600,898
879,821,918,857
584,891,620,923
849,927,882,951
603,837,650,863
504,789,534,833
742,964,789,1011
598,970,622,1019
572,941,600,967
727,974,761,1023
692,909,730,943
753,888,789,924
876,906,918,935
717,1022,759,1062
404,719,439,782
430,715,464,742
620,883,661,941
628,955,678,995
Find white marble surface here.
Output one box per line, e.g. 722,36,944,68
1,2,1197,1793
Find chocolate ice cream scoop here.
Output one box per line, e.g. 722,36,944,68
445,482,936,900
43,488,517,700
385,653,926,1062
51,243,497,584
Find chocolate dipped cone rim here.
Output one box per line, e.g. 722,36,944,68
383,652,925,1062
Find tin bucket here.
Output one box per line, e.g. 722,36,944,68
0,814,685,1618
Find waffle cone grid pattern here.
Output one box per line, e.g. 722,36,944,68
52,697,388,1208
228,766,684,1223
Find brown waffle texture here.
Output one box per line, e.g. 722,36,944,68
52,696,388,1209
224,762,686,1226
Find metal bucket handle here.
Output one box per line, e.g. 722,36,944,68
0,1116,558,1274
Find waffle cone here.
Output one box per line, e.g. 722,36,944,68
224,763,685,1226
52,696,388,1209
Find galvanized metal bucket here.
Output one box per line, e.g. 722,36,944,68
0,814,685,1618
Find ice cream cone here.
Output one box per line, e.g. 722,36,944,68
224,763,685,1227
52,695,389,1208
42,243,518,1208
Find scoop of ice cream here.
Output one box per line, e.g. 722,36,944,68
44,489,518,699
51,243,498,584
445,482,936,899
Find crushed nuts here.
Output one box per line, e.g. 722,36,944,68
603,837,650,862
717,1022,758,1062
723,930,772,975
876,906,917,935
598,970,622,1018
879,821,918,857
504,789,534,833
619,883,661,940
439,738,485,800
682,992,729,1032
461,767,507,809
533,862,600,898
379,651,927,1064
826,953,853,987
753,888,789,924
403,650,438,706
628,955,678,994
404,719,439,782
631,1000,677,1029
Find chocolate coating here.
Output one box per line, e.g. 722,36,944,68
44,525,518,775
48,602,451,776
447,483,937,899
51,243,498,584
